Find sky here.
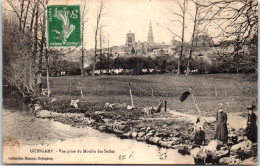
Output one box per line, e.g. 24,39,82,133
3,0,216,49
47,0,197,49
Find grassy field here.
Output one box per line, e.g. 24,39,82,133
43,74,257,117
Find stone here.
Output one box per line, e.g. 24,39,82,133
132,132,138,138
241,157,257,165
148,137,161,144
148,129,156,134
141,107,155,115
160,141,173,148
121,132,131,139
136,137,145,141
162,124,167,128
178,146,188,155
146,127,151,133
171,137,180,145
212,149,229,159
98,126,106,131
50,98,57,103
219,157,241,165
230,142,243,153
190,147,202,158
204,140,223,153
36,110,52,118
237,136,244,142
155,133,163,137
145,132,154,137
104,102,115,109
34,104,42,111
113,129,123,135
140,127,146,132
70,99,79,109
197,149,207,159
220,146,228,150
127,105,134,110
137,132,146,138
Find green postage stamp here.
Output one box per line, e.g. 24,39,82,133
47,5,81,47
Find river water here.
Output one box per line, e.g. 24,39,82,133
2,89,194,164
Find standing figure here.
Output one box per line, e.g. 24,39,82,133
246,105,257,143
214,103,228,144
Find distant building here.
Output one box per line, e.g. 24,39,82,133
147,21,154,45
88,21,176,57
123,21,159,55
125,31,135,49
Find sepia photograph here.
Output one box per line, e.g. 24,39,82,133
2,0,258,164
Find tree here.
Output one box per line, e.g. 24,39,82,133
81,0,88,76
186,0,205,75
106,35,110,74
93,0,105,76
22,0,30,32
99,27,104,74
205,0,258,73
3,15,35,95
4,0,43,95
168,0,188,75
5,0,54,97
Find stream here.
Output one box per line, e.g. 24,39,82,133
2,88,194,164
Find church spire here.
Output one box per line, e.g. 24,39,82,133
147,20,154,45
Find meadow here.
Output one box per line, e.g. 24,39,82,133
44,74,257,117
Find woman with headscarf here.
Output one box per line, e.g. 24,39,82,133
214,103,228,144
246,105,257,143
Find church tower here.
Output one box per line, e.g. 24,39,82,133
147,21,154,45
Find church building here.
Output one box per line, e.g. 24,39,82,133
124,21,156,54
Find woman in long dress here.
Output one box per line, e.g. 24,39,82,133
214,104,228,144
246,106,257,143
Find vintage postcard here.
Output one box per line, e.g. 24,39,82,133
2,0,258,164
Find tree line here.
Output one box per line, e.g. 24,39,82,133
91,54,216,75
167,0,258,75
3,0,66,97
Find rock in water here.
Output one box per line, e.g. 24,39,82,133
148,137,161,144
145,132,154,137
204,140,223,153
160,141,173,148
137,132,146,138
219,157,241,165
241,157,257,165
212,149,229,159
146,127,151,133
178,146,188,155
121,132,131,139
230,142,243,153
132,132,138,138
98,126,106,131
190,147,202,158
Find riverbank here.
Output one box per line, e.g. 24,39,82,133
33,100,195,148
30,97,257,165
